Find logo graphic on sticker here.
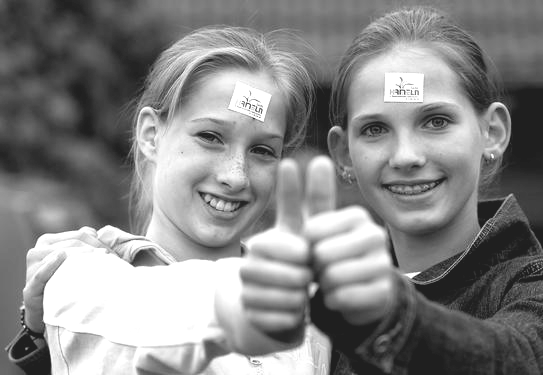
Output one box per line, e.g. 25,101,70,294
384,73,424,103
228,82,272,122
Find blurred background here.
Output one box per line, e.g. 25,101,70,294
1,0,542,373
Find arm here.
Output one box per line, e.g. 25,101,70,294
43,252,295,375
5,227,102,375
312,264,543,374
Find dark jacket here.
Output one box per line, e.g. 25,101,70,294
312,194,543,374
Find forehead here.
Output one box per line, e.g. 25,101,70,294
182,68,287,129
347,47,467,115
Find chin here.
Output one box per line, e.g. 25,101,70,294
395,214,449,236
199,225,245,247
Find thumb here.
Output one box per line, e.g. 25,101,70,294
275,158,304,233
305,156,336,217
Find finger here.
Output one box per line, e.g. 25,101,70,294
318,251,392,293
304,206,372,243
275,158,304,233
313,222,388,270
324,277,394,326
26,244,103,283
305,156,336,217
324,277,392,312
24,251,67,297
35,228,102,248
245,229,310,265
23,250,68,333
242,285,308,312
79,226,98,237
240,258,313,288
245,309,305,333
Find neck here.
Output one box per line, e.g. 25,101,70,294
145,219,242,262
390,209,481,274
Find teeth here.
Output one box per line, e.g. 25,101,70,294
202,193,241,212
387,181,439,195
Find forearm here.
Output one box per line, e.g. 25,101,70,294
404,294,543,374
313,273,543,374
43,253,297,374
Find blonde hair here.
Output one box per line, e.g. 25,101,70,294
129,26,314,234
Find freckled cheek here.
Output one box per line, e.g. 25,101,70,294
248,164,277,201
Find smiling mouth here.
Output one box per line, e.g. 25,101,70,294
384,178,445,196
201,193,246,212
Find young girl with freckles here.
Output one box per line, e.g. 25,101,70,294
241,6,543,375
6,26,331,375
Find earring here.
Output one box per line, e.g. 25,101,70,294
340,167,355,184
485,152,496,163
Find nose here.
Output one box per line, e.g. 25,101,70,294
216,152,250,191
388,132,426,170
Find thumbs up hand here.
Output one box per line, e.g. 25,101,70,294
304,167,394,327
240,154,394,344
240,158,313,343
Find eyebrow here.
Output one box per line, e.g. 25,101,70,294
351,101,462,124
417,101,462,114
191,117,284,140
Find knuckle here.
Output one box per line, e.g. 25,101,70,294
35,233,54,246
290,290,307,306
26,248,37,263
324,291,341,311
346,205,370,221
239,262,255,282
318,267,336,292
294,268,312,286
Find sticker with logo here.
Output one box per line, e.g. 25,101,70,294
384,73,424,103
228,81,272,122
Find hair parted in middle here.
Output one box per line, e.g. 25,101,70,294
128,26,316,234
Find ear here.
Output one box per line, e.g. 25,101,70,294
328,125,353,172
137,107,162,162
482,102,511,159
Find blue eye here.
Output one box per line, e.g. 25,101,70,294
425,117,449,129
197,131,223,144
361,124,387,137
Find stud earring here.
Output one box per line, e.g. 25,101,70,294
340,167,355,185
485,152,495,163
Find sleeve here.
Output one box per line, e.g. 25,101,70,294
43,253,295,375
312,265,543,375
5,328,51,375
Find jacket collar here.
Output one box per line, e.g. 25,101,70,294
411,194,542,285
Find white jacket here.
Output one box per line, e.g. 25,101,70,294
43,226,331,374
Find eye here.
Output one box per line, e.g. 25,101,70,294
424,117,449,129
251,145,278,159
197,131,223,144
361,124,387,138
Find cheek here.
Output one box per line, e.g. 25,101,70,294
249,163,278,202
349,144,381,178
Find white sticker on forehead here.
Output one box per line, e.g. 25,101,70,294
228,81,272,122
384,73,424,103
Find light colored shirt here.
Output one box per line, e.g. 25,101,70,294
43,225,330,375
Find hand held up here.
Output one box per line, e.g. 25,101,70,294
23,227,104,333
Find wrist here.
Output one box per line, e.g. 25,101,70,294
19,304,45,339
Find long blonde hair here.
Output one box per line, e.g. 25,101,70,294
129,26,314,234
